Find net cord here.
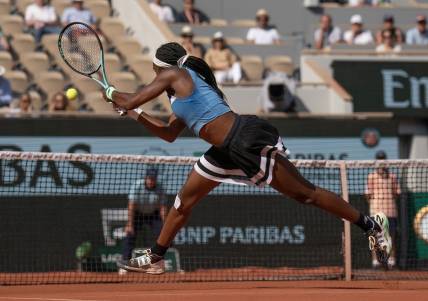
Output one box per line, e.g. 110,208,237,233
1,151,428,168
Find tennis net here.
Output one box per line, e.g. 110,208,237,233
0,151,427,285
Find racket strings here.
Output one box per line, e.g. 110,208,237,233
59,23,102,75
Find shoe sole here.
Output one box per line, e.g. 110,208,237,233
116,261,165,274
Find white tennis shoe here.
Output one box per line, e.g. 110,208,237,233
117,249,165,274
367,212,392,269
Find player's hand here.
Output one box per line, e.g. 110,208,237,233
112,103,125,115
125,223,134,236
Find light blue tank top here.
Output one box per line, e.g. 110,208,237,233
170,68,231,136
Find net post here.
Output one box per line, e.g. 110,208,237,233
340,161,352,281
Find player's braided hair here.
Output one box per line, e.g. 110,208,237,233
155,42,225,99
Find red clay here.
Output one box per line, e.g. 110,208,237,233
1,281,428,301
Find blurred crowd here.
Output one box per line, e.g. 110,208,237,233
0,0,101,114
314,13,428,52
321,0,392,6
1,0,427,115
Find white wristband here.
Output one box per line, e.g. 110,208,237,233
134,108,143,115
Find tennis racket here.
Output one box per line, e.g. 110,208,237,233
58,22,126,115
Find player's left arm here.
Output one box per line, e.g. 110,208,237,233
106,69,176,110
124,107,185,143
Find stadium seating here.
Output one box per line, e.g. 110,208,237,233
51,0,70,15
100,17,127,41
0,15,24,35
210,18,228,26
1,0,426,115
104,53,122,74
15,0,33,14
265,55,294,76
35,71,65,97
20,52,50,77
0,51,13,70
232,19,257,27
4,70,28,94
128,55,156,84
11,34,36,55
0,0,10,15
86,0,111,19
113,36,145,62
71,75,101,95
109,72,139,92
41,34,60,57
84,91,116,113
240,55,263,82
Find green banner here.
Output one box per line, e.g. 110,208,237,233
410,194,428,260
333,61,428,116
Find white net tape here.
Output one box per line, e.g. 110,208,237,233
1,151,428,168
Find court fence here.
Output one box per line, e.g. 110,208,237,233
1,151,427,285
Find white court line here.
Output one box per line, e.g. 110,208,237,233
0,297,109,301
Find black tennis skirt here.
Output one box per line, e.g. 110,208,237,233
194,114,288,187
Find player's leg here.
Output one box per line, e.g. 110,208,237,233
270,154,360,222
118,169,219,270
155,169,220,248
269,153,392,266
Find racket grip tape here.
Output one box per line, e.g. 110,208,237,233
105,86,117,101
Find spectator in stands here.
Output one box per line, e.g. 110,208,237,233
247,9,281,45
16,93,33,113
204,32,242,85
180,25,204,58
376,29,402,53
176,0,209,24
365,151,401,268
149,0,175,23
120,168,166,275
25,0,61,43
406,15,428,45
0,28,10,51
48,92,69,112
314,14,342,50
62,0,96,27
344,14,374,45
376,15,403,45
0,66,12,108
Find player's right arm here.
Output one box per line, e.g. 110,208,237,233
126,108,186,143
108,69,177,110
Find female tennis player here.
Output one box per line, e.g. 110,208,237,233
105,42,392,273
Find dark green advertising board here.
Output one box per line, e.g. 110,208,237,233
409,194,428,262
332,61,428,116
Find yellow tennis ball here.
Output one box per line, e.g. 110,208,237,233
66,88,78,100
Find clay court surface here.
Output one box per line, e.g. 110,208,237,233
1,281,428,301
